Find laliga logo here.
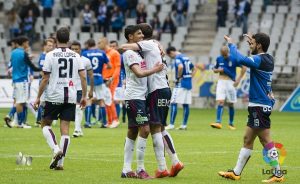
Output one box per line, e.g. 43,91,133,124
262,142,287,166
16,152,32,166
291,93,300,110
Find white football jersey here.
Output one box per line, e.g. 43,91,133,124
43,48,84,104
76,56,92,90
137,40,169,93
123,50,147,100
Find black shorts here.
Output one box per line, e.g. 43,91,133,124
125,100,149,128
42,101,76,121
146,88,171,126
247,106,272,129
77,90,82,103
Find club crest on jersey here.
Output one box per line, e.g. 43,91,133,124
228,61,232,67
69,80,74,87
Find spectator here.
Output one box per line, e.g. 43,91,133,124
22,9,36,43
96,0,108,34
136,3,147,24
172,0,189,26
154,0,164,12
126,0,138,18
116,0,127,15
217,0,228,29
111,6,124,40
6,9,21,39
61,0,78,18
162,14,176,35
150,13,162,40
40,0,54,20
79,3,95,32
235,0,251,34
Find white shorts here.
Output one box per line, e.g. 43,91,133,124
216,80,237,103
13,81,29,103
114,87,125,101
170,87,192,104
94,84,112,105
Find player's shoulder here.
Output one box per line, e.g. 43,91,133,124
123,50,136,56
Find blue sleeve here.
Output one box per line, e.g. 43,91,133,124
103,52,109,64
228,43,261,69
214,57,219,69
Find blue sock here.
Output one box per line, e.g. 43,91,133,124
97,106,102,121
17,112,23,125
37,106,42,122
182,104,190,126
9,106,16,118
216,105,224,123
115,103,121,118
101,107,107,125
170,103,177,125
23,105,28,124
85,106,92,125
91,104,96,118
229,106,235,126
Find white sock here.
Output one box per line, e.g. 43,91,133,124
58,135,70,167
233,147,252,175
152,133,167,171
122,137,135,173
136,136,147,172
162,130,179,165
42,126,60,153
75,105,83,132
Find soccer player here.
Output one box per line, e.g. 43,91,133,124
35,39,55,126
210,46,246,130
218,33,284,183
165,47,195,130
70,41,94,137
10,36,41,128
109,40,127,123
121,23,184,177
98,37,121,128
34,27,87,170
121,25,163,179
82,38,111,128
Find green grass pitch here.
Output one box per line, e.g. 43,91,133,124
0,108,298,184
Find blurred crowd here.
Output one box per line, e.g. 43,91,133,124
3,0,190,44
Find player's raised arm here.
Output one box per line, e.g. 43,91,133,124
224,35,262,69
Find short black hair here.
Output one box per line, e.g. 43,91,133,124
138,23,153,39
252,33,270,52
124,25,140,41
7,37,17,46
110,40,118,45
56,27,70,43
166,46,176,55
15,36,29,46
70,40,81,48
86,38,96,47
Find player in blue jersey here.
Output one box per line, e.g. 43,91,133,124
82,38,112,128
210,46,246,130
218,33,284,183
35,39,55,126
109,40,127,123
9,36,41,128
165,47,195,130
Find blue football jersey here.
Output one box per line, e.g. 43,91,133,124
82,49,109,85
174,54,194,90
11,48,30,83
228,43,274,107
215,55,241,81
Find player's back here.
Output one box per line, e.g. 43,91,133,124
216,55,239,81
138,40,169,93
11,48,28,82
175,54,194,90
43,48,83,104
123,50,147,100
82,48,108,85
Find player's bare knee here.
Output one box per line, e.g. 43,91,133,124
139,125,150,138
150,124,161,134
41,119,52,128
243,135,253,148
217,100,225,106
228,103,234,107
127,128,138,140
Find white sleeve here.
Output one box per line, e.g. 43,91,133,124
42,53,52,72
77,56,85,71
137,40,154,52
83,57,92,70
124,50,139,67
